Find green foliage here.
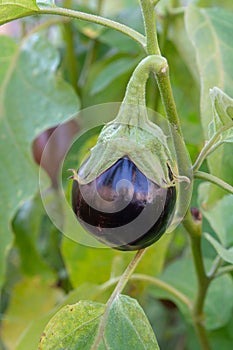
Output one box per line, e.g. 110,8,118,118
0,0,38,25
209,87,233,141
150,257,233,330
39,294,160,350
62,234,172,287
0,33,79,287
186,5,233,203
1,276,63,350
205,234,233,264
198,184,233,246
0,0,233,349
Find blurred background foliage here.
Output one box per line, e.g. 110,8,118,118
0,0,233,349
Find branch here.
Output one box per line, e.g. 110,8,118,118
194,171,233,195
183,210,212,350
39,7,146,49
193,123,233,171
91,249,146,349
98,273,192,311
215,265,233,278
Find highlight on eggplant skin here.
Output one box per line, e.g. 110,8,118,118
71,157,176,251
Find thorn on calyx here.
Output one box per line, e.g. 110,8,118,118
67,169,79,182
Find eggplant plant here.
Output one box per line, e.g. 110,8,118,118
0,1,233,349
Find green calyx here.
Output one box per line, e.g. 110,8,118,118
77,55,185,188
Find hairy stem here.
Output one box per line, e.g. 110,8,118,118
40,7,146,48
139,1,193,222
215,265,233,278
140,1,182,133
194,171,233,195
207,256,223,279
183,210,212,350
192,123,233,171
119,55,167,108
91,249,146,350
98,273,192,310
139,0,161,55
131,274,192,309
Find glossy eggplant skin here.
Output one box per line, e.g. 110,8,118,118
72,157,176,251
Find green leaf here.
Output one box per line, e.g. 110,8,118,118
197,0,233,9
186,6,233,133
62,234,171,288
0,34,80,287
17,283,103,350
1,276,63,350
82,54,140,107
39,294,160,350
198,183,233,246
0,0,38,25
208,315,233,350
209,87,233,142
0,0,56,25
186,6,233,202
90,57,139,95
187,315,233,350
104,295,160,350
12,198,55,280
62,239,118,287
205,233,233,264
12,194,67,281
150,257,233,329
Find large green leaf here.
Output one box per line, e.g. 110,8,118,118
0,0,56,25
0,34,80,287
39,294,160,350
0,0,38,25
186,6,233,201
186,5,233,128
90,57,139,95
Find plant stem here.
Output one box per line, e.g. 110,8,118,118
139,0,161,55
215,265,233,278
140,1,181,133
140,1,193,219
120,55,167,108
183,210,212,350
40,7,146,49
194,171,233,195
131,274,192,309
192,123,233,171
98,273,192,310
207,255,222,279
91,249,147,350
